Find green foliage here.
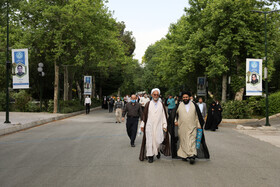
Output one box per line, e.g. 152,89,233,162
26,101,40,112
47,100,54,113
0,91,5,111
12,90,31,112
260,91,280,116
246,96,264,117
59,99,84,113
91,98,101,108
222,100,253,119
142,0,280,99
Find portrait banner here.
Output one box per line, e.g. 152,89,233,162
246,58,262,96
12,49,29,89
197,77,206,96
84,76,92,95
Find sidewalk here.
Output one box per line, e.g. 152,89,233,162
223,115,280,148
0,107,101,136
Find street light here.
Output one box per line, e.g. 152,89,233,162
4,1,11,124
252,9,280,126
38,63,45,112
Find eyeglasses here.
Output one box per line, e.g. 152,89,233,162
153,94,159,96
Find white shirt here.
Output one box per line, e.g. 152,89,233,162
184,102,190,112
140,97,150,107
198,103,204,113
85,97,91,105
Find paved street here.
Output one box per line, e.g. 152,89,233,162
0,109,280,187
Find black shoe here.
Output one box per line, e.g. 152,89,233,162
156,152,161,159
148,157,153,163
131,144,135,147
115,121,117,123
189,157,195,165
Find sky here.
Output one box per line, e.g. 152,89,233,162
106,0,189,62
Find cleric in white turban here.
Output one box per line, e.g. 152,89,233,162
139,88,170,163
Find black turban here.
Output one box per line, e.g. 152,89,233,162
181,91,192,97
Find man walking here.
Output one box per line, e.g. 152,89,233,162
197,97,207,119
167,95,176,116
114,97,123,123
174,91,209,164
108,96,114,113
122,95,142,147
84,95,91,114
139,88,170,163
139,93,150,111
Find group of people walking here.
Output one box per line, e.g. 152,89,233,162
102,88,223,164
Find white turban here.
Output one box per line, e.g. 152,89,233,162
151,88,160,95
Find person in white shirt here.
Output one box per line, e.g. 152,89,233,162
139,93,150,111
84,95,91,114
197,97,207,119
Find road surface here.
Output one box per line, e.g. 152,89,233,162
0,109,280,187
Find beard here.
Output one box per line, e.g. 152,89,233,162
153,97,159,101
183,99,190,104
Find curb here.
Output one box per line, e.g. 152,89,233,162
222,112,280,124
236,124,278,131
0,106,101,136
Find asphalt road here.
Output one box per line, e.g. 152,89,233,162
0,109,280,187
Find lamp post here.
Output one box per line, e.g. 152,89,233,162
4,1,11,124
38,63,45,112
252,9,280,126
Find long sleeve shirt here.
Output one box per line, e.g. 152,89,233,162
122,102,142,120
84,97,91,105
114,101,124,110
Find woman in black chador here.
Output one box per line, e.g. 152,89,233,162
205,101,222,131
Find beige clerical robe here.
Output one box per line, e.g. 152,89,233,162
176,102,201,158
140,101,167,157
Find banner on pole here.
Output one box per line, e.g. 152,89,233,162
12,49,29,89
246,58,262,96
197,77,206,96
84,76,92,95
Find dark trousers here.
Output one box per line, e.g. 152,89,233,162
86,104,90,114
109,105,113,113
126,117,139,145
168,109,173,116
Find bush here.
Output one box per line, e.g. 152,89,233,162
26,101,40,112
59,99,84,113
0,92,5,111
222,100,253,119
260,91,280,116
246,96,264,117
47,100,54,113
12,90,31,112
91,98,101,107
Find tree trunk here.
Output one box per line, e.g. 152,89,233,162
92,75,96,98
99,84,102,99
76,81,82,101
53,61,59,113
221,74,227,103
118,88,121,97
235,87,244,101
68,69,73,100
63,66,69,101
234,58,244,101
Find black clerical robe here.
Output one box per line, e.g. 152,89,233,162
169,101,210,159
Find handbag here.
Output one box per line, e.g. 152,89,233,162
196,128,203,149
